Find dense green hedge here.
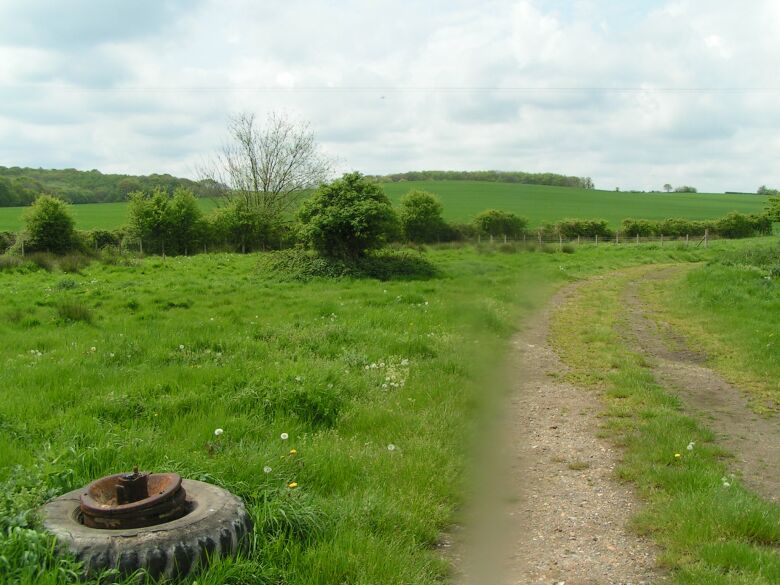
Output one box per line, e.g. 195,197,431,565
621,213,771,238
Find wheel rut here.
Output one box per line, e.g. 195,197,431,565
623,265,780,503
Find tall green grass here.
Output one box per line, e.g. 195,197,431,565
0,240,764,583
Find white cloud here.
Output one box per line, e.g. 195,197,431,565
1,0,780,191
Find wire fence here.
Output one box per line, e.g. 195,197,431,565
473,232,717,248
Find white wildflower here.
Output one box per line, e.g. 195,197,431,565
280,432,289,440
263,466,272,474
214,428,224,436
387,444,396,451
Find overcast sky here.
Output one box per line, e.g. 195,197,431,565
1,0,780,192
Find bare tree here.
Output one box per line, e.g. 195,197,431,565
203,112,333,219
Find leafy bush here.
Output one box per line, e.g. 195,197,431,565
473,209,527,238
399,190,447,243
714,213,772,238
211,199,288,253
82,229,122,250
298,172,398,259
56,300,93,324
621,219,657,237
0,231,15,254
656,218,711,237
22,195,76,254
442,222,478,241
555,218,613,238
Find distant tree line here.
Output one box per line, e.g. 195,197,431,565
369,170,595,190
0,166,212,207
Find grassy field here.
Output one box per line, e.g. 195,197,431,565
551,263,780,584
0,182,768,231
1,240,756,584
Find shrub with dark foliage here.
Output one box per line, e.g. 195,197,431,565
298,172,398,259
22,195,76,254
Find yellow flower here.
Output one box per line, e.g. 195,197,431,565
288,482,298,489
674,453,682,458
289,449,298,455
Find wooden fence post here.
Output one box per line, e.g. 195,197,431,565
538,230,542,246
704,229,709,248
595,234,599,246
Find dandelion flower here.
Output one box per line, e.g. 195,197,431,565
179,344,185,350
288,482,298,489
387,444,396,451
263,466,272,474
280,432,289,440
674,453,681,458
90,347,97,352
214,428,224,436
289,449,297,455
687,441,695,451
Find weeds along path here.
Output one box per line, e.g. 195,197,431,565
624,266,780,503
451,283,660,585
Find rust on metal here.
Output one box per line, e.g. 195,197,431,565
80,470,189,529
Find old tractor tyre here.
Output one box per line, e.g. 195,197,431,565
40,479,253,580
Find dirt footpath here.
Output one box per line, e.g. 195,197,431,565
450,284,660,585
448,265,780,584
624,266,780,503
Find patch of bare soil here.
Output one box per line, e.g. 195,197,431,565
448,285,660,585
623,266,780,502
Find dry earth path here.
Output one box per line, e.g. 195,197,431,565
448,283,660,585
623,266,780,503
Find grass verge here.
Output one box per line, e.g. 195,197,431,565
550,266,780,583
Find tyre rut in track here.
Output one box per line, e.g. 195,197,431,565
623,265,780,503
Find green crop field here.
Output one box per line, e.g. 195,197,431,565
382,181,769,225
0,182,768,232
